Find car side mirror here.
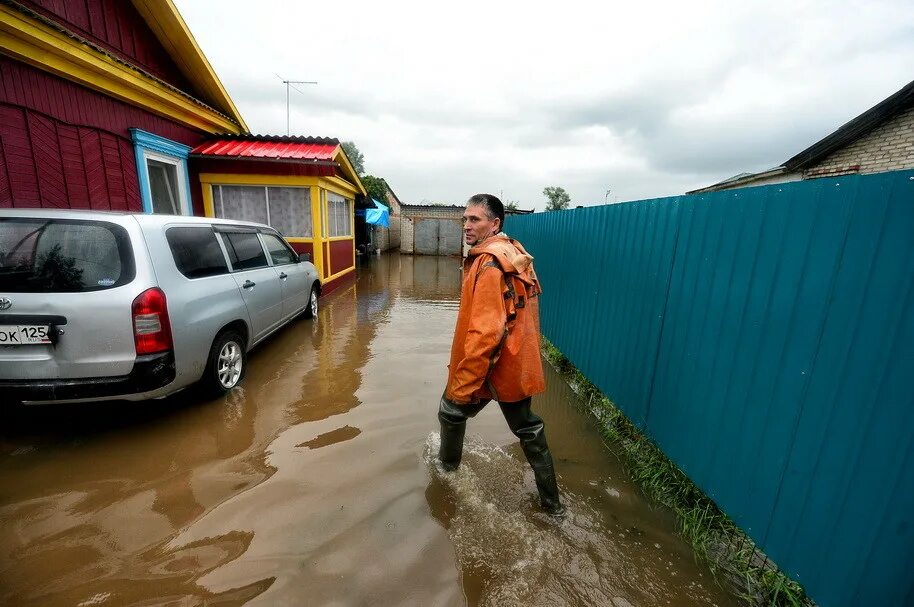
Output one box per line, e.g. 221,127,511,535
299,252,312,263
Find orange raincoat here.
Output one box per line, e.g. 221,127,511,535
445,234,547,405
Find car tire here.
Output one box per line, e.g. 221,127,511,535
303,284,319,319
200,330,246,398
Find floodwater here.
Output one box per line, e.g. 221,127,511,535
0,254,742,607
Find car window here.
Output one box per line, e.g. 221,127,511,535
0,218,134,292
166,227,229,279
261,233,298,266
223,232,268,271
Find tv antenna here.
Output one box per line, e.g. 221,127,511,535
276,74,317,135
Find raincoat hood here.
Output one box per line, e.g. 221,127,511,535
468,233,535,276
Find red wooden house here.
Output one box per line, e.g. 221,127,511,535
0,0,366,292
0,0,247,213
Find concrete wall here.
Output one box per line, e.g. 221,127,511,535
804,105,914,177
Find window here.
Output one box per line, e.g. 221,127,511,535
326,192,352,237
131,129,191,215
261,233,298,266
222,232,268,271
214,185,312,237
166,227,229,279
215,186,267,224
0,218,134,293
148,160,181,214
268,187,311,236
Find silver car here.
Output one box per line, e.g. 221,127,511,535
0,210,321,404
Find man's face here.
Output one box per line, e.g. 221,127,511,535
462,204,500,246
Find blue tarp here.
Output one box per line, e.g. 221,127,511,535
365,198,390,228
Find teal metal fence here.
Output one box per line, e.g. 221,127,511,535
508,170,914,607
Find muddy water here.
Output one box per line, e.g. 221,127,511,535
0,254,741,607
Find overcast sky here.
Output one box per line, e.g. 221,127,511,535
175,0,913,210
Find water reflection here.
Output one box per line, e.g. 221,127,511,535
0,254,740,606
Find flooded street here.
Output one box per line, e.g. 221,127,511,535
0,254,741,607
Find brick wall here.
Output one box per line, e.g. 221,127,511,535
401,216,415,253
375,226,389,251
400,206,464,220
389,216,402,249
0,56,204,210
805,105,914,177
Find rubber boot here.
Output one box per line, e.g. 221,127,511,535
438,397,480,471
500,399,565,516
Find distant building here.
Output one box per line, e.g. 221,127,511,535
395,201,536,256
689,79,914,194
398,203,465,256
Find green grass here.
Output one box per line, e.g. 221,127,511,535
541,338,813,607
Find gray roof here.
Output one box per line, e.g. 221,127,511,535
784,78,914,171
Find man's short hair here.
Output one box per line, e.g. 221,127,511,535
467,194,505,233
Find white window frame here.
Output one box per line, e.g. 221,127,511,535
326,192,353,237
144,150,190,215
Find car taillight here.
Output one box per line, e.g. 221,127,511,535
132,288,173,355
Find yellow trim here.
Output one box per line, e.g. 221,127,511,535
0,5,241,134
310,187,324,278
321,190,328,241
131,0,247,130
203,182,216,217
332,146,367,196
197,171,358,199
286,237,314,244
199,173,321,186
327,235,353,242
324,265,355,284
320,176,360,198
351,197,356,267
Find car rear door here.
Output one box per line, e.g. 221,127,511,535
218,229,283,343
0,215,153,380
260,232,310,319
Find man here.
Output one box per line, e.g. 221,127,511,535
438,194,564,515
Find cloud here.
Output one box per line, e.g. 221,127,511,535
176,0,914,209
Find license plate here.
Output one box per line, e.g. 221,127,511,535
0,325,52,345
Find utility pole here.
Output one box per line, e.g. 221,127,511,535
604,189,612,204
277,75,317,135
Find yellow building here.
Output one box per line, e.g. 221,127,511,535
190,135,367,292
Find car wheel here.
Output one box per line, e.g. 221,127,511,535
200,330,246,397
303,284,319,319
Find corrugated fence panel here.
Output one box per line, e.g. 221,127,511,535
510,198,681,427
762,173,914,605
508,170,914,607
649,178,860,540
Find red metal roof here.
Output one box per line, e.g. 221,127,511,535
191,135,339,161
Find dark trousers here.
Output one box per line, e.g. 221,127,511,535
437,396,564,514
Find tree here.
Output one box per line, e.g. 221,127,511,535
341,141,365,176
504,200,519,212
543,186,571,211
362,175,389,206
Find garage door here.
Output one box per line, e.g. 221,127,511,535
414,219,462,255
